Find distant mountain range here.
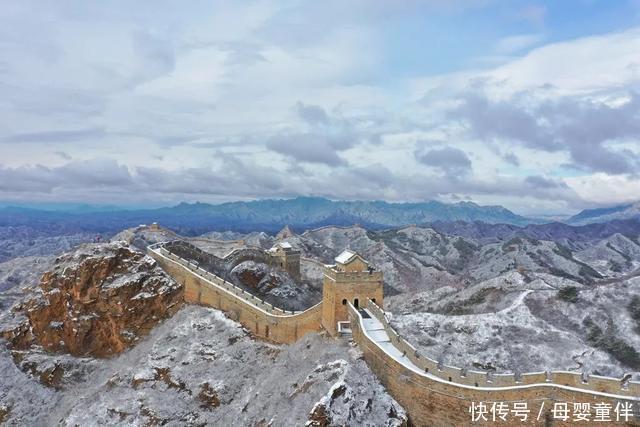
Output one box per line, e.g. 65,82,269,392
428,218,640,247
0,197,537,235
1,197,638,236
567,202,640,225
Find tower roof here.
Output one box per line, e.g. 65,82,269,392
268,241,295,253
334,249,368,266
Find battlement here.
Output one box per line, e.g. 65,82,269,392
323,267,383,283
321,249,384,336
358,298,639,397
148,239,638,426
267,241,301,281
162,239,301,281
147,243,322,343
348,299,639,426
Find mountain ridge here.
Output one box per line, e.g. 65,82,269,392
568,202,640,225
0,197,540,235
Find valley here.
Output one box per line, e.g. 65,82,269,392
1,217,639,424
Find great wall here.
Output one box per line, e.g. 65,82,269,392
148,242,321,343
147,239,640,426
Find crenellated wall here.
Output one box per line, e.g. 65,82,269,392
148,239,639,425
321,265,383,336
148,244,322,344
164,239,302,281
349,300,640,426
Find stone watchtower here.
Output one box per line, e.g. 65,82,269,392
321,249,383,336
267,242,301,281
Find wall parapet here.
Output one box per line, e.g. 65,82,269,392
356,298,639,398
348,301,639,426
148,243,322,344
163,239,302,282
323,268,383,283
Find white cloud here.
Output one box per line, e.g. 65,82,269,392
0,2,639,215
565,173,640,206
489,28,640,96
494,33,544,55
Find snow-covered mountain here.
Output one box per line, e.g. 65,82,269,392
202,223,640,378
0,239,405,425
0,197,538,236
568,201,640,225
1,219,639,424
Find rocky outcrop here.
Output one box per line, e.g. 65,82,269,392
2,242,182,358
305,360,408,427
276,225,296,240
229,261,321,311
232,262,281,293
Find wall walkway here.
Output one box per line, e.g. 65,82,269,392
348,300,639,426
148,239,639,425
148,243,322,344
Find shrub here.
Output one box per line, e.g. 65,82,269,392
553,244,573,260
583,317,640,370
558,286,579,303
629,296,640,334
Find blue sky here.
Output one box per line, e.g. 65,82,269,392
1,1,639,215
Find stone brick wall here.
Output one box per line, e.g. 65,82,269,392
267,249,301,282
165,240,272,278
165,240,302,281
148,245,322,344
321,268,383,336
149,240,639,425
348,301,640,426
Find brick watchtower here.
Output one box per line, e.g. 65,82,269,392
267,242,301,282
321,249,383,336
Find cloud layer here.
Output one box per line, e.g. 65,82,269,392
1,2,640,215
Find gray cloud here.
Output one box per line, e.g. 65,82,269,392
452,89,640,174
2,128,107,144
0,156,582,209
0,165,58,192
266,133,349,166
452,91,556,150
58,159,133,187
503,152,520,166
295,102,330,125
220,42,268,67
0,2,637,214
1,85,107,119
0,159,132,193
132,31,176,78
415,146,472,176
53,151,72,161
524,175,567,189
265,101,388,166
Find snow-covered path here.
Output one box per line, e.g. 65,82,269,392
360,309,441,377
356,306,639,400
498,290,534,315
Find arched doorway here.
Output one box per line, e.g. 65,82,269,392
354,298,359,308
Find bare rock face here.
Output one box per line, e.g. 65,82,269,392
2,242,183,357
233,262,280,293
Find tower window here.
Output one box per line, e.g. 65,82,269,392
342,299,347,305
354,298,359,308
